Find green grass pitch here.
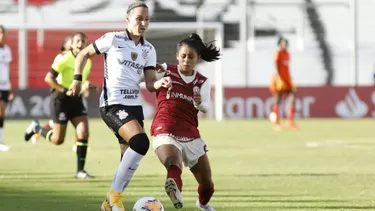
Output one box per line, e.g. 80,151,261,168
1,119,375,211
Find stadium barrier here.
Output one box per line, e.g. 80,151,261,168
6,86,375,119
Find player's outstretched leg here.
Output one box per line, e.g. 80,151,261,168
30,120,54,144
25,120,68,145
154,136,184,209
191,154,215,211
101,138,128,211
71,115,94,179
101,120,149,211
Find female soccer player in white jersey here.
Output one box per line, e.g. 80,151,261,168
0,25,14,152
151,33,220,211
68,1,172,211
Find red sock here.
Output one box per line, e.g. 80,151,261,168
272,105,280,124
167,165,183,191
43,123,51,129
198,183,214,206
288,107,295,121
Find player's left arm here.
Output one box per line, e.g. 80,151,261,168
143,47,171,92
193,79,210,113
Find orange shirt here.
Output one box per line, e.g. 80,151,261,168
275,49,292,85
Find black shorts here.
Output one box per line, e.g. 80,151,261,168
50,92,87,124
100,104,144,144
0,90,10,102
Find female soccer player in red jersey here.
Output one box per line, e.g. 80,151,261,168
270,37,298,130
151,33,220,211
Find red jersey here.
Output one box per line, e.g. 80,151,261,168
275,49,292,86
151,64,207,141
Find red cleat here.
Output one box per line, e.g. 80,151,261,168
272,123,283,131
286,121,300,130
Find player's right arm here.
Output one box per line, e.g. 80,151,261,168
45,54,68,93
69,33,114,96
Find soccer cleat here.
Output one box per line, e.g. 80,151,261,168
24,120,40,142
107,189,125,211
100,192,112,211
165,178,184,209
75,170,95,180
0,143,10,152
196,199,215,211
286,121,300,130
272,123,283,131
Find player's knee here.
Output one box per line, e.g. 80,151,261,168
128,133,149,156
77,131,89,140
51,138,64,145
164,155,181,169
50,134,65,145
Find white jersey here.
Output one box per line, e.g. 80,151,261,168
0,45,12,90
93,30,157,107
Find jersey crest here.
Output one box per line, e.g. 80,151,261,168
131,52,138,61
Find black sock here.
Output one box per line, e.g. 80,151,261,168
39,127,53,142
0,118,4,143
0,118,4,128
76,139,88,172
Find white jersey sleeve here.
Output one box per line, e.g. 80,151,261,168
144,45,156,70
6,47,12,63
0,46,12,64
194,78,210,113
93,33,115,54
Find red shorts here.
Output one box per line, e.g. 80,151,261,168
269,73,296,93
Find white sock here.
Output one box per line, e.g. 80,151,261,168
111,148,143,192
0,128,4,144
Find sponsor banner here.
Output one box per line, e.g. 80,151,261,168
5,89,101,119
142,86,375,119
5,87,375,119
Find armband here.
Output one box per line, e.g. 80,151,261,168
74,74,82,81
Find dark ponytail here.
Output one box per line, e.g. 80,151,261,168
178,33,220,62
60,34,72,52
0,25,6,34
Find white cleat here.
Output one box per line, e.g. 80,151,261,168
24,120,40,142
196,199,215,211
75,170,95,180
165,178,184,209
0,143,10,152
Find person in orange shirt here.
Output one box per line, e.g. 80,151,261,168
269,37,298,130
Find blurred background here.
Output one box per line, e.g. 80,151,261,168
0,0,373,120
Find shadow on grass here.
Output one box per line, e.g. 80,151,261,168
0,186,202,211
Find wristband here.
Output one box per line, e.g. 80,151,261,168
74,74,82,81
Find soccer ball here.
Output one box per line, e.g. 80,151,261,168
133,197,164,211
269,112,277,123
